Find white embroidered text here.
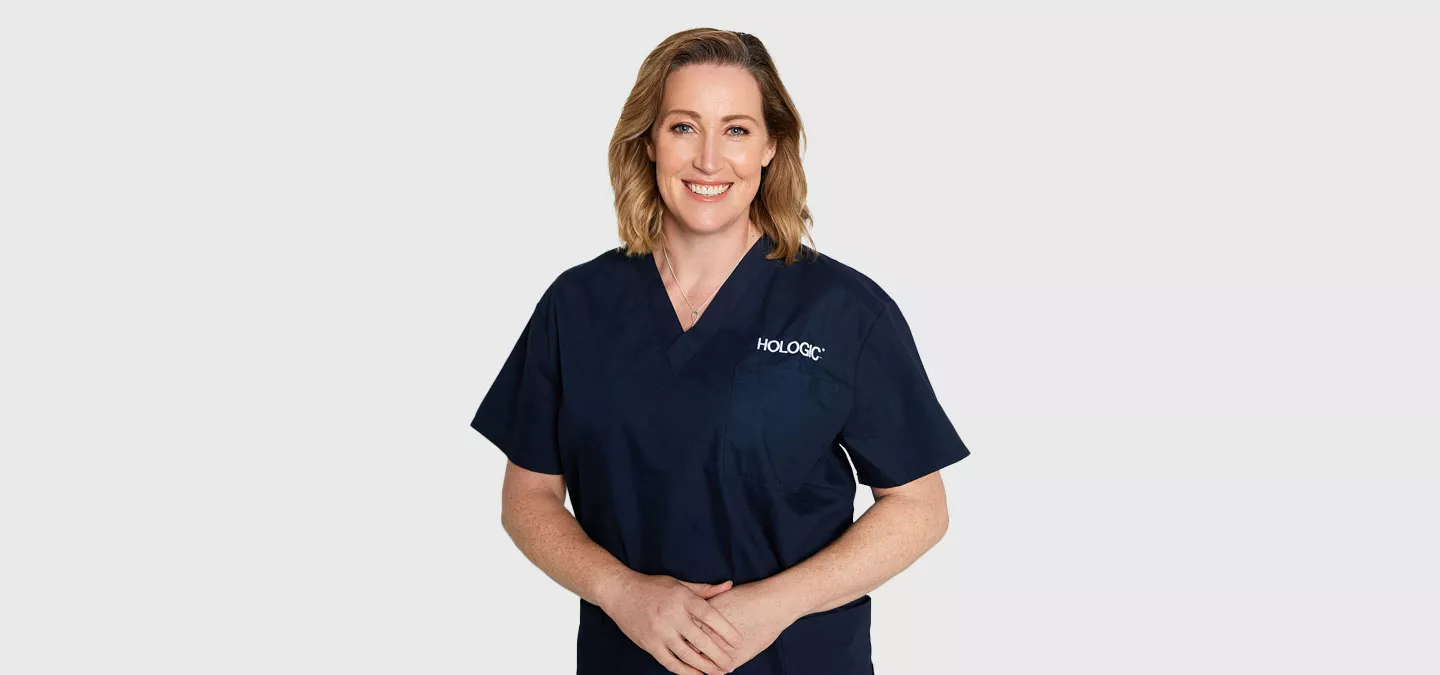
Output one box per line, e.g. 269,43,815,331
756,337,825,361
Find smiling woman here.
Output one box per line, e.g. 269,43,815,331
471,27,972,675
610,30,812,268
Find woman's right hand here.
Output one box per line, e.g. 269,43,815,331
599,573,747,675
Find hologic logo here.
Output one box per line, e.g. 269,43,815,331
756,337,825,361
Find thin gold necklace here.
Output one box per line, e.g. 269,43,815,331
662,229,758,329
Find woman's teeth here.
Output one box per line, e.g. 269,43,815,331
685,182,732,196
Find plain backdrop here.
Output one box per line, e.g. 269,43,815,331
2,2,1437,673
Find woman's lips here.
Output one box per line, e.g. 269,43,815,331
683,180,732,202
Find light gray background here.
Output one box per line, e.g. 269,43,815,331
2,3,1437,673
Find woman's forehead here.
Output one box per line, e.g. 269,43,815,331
660,64,764,115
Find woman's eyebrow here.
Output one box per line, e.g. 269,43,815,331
663,109,758,124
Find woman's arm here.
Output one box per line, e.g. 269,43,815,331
501,460,749,674
499,460,631,608
756,471,952,621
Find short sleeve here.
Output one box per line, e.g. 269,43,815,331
839,299,971,488
468,283,564,475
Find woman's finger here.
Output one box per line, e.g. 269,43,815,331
690,600,745,651
678,617,736,673
664,635,722,675
678,579,732,598
650,639,706,675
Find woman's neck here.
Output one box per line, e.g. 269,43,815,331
656,221,760,283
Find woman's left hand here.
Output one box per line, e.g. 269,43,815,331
691,582,796,672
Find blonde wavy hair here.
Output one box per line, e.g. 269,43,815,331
609,28,817,266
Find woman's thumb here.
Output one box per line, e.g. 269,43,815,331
681,579,733,597
699,580,733,597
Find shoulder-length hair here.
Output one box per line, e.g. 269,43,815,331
609,28,817,266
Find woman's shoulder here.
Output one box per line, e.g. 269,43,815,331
786,245,897,321
534,243,639,306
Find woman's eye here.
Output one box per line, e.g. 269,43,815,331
670,123,750,137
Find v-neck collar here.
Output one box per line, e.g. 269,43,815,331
634,230,774,374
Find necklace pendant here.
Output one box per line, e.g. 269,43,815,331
690,310,700,324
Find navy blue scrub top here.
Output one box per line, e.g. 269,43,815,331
470,232,971,675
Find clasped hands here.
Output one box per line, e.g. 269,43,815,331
600,572,800,675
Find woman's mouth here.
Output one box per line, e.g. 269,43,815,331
683,181,732,200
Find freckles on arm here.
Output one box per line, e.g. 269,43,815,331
757,471,952,620
500,463,635,610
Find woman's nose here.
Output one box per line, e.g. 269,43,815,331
695,133,722,174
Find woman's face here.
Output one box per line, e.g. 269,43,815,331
647,63,777,237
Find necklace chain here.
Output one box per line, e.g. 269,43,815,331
662,229,758,329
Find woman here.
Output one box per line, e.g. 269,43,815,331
471,28,971,675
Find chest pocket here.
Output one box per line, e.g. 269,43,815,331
721,360,852,491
